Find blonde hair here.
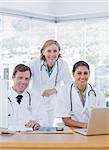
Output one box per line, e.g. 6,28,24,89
40,40,61,61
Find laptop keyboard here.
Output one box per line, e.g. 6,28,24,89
75,128,88,133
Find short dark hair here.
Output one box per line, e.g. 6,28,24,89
13,64,32,77
40,39,61,61
72,60,90,74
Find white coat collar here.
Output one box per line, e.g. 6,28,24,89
72,83,90,112
72,86,84,110
48,59,63,80
40,59,62,80
8,87,27,102
83,84,93,111
74,82,87,98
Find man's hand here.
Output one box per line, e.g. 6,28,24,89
42,88,57,97
25,120,40,130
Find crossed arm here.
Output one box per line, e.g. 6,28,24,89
62,117,87,128
42,88,57,97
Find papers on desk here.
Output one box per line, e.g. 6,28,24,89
5,125,74,134
0,128,15,134
8,125,33,132
20,127,74,134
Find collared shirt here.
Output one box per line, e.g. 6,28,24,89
8,88,27,104
43,61,55,77
74,82,87,107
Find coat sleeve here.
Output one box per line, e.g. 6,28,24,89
35,100,49,127
55,60,73,92
56,85,71,118
61,60,73,85
31,91,49,127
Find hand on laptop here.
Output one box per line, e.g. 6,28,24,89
81,123,87,128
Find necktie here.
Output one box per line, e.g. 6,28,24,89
16,95,23,104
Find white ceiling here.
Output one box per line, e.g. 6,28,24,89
0,0,108,22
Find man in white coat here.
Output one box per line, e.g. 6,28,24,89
8,64,48,131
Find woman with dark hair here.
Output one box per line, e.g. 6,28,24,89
57,60,105,128
28,40,72,126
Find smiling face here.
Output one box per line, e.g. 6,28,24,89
42,44,60,67
12,71,31,94
73,66,90,90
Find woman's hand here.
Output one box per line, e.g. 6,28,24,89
63,117,88,128
25,120,40,130
42,88,57,97
81,123,87,128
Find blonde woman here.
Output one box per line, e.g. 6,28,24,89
28,40,72,126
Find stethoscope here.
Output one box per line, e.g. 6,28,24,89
70,83,96,111
8,91,32,116
40,60,59,86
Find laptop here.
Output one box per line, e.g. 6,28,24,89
74,108,109,135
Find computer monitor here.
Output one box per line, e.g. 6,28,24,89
0,79,8,129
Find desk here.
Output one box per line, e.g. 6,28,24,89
0,132,109,150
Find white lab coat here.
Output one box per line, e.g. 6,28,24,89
8,88,48,131
28,57,73,126
57,83,105,123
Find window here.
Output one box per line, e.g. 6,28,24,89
0,13,109,100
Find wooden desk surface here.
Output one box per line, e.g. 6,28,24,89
0,132,109,150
